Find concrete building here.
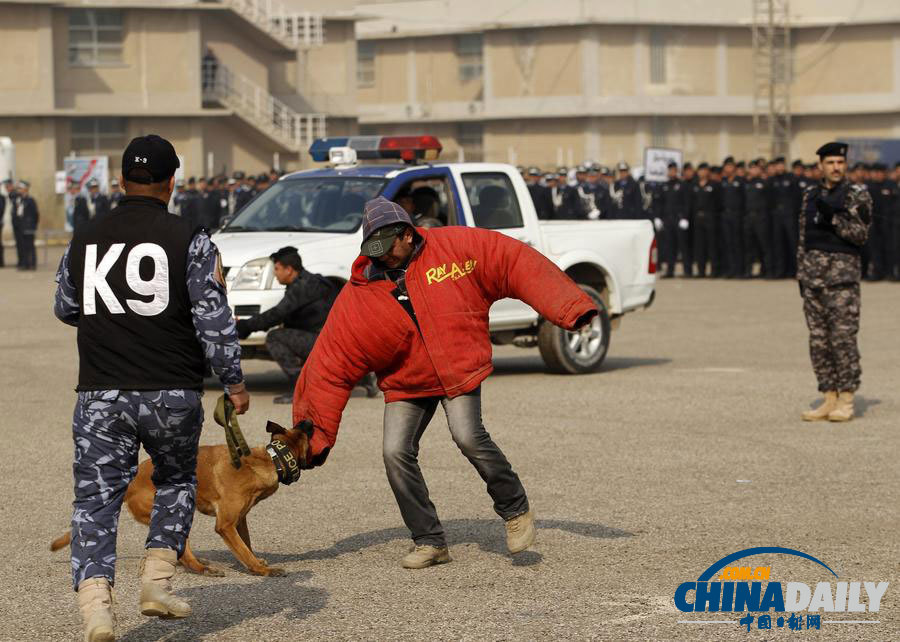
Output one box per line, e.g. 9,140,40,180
355,0,900,169
0,0,359,226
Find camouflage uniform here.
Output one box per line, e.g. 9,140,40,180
55,232,243,590
797,180,872,393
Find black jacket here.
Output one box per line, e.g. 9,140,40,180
243,270,338,334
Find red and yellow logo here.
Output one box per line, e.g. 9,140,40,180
425,259,477,285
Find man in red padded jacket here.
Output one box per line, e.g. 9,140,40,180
294,196,597,568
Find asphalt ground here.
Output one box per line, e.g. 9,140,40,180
1,247,897,641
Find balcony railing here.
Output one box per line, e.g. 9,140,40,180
203,59,326,151
220,0,324,48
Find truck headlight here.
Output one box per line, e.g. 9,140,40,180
231,258,273,290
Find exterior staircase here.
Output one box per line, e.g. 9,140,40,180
220,0,324,50
203,60,326,152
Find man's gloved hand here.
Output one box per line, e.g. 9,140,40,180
235,319,252,340
678,218,690,231
814,197,834,225
653,217,664,232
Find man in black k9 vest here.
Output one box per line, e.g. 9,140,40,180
54,135,248,641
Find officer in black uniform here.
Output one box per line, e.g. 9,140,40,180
173,178,188,217
180,177,201,229
865,162,896,281
655,161,688,277
720,156,745,278
594,166,614,219
235,246,343,403
54,134,248,639
234,171,254,212
67,180,91,234
769,156,797,278
525,167,554,220
109,178,125,209
743,159,773,278
87,178,110,222
690,163,720,277
612,162,642,219
6,179,24,269
553,168,585,219
15,181,38,270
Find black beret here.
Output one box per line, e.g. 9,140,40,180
791,159,804,168
736,160,746,168
722,156,735,165
667,161,678,169
710,165,722,173
872,162,887,171
682,162,693,170
815,141,848,159
748,159,758,167
773,156,786,164
697,162,709,170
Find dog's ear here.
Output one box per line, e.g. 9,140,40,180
294,419,314,438
265,421,287,436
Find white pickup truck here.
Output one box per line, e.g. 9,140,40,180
213,136,656,374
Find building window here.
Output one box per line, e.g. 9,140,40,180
68,9,124,66
457,33,483,82
457,122,484,162
71,118,128,155
357,41,375,88
651,116,667,146
650,28,666,84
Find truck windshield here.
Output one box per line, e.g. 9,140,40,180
223,177,386,233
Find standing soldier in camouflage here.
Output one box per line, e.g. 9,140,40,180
798,142,872,422
54,135,249,641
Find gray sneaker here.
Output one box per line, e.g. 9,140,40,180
402,545,451,569
505,508,536,554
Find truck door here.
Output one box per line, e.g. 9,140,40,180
453,168,541,329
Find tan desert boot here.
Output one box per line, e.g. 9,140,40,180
802,391,838,421
140,548,191,618
402,545,451,569
828,392,855,422
505,507,537,554
77,577,115,642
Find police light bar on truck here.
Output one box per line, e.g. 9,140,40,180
308,136,442,163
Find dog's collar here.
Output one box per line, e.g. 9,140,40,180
266,440,301,485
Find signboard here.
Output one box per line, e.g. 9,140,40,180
64,156,109,193
643,147,683,183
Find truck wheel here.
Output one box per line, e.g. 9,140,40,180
537,285,611,374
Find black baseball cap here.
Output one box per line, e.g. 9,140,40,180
122,135,180,184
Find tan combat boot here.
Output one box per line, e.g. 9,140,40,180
402,545,451,569
802,391,838,421
828,391,855,422
139,548,191,618
505,507,537,554
77,577,115,642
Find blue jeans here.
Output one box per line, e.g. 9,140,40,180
382,387,528,546
70,389,203,590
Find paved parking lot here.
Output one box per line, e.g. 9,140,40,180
1,248,897,640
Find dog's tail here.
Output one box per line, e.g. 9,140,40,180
50,531,71,552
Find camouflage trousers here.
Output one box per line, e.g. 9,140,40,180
801,283,862,393
70,389,203,590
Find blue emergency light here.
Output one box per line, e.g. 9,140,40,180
308,136,442,163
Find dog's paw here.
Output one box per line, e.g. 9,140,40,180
265,567,287,577
201,565,226,577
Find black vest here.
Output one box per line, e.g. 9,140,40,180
68,196,205,391
803,183,860,256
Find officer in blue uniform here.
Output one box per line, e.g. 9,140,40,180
54,135,248,640
15,181,39,271
720,156,745,278
612,162,643,219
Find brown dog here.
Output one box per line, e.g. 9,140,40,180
51,420,311,577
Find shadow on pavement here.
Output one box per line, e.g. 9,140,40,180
117,570,326,642
854,396,880,417
196,518,633,572
491,354,671,376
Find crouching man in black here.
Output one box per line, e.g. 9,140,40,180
236,246,377,402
